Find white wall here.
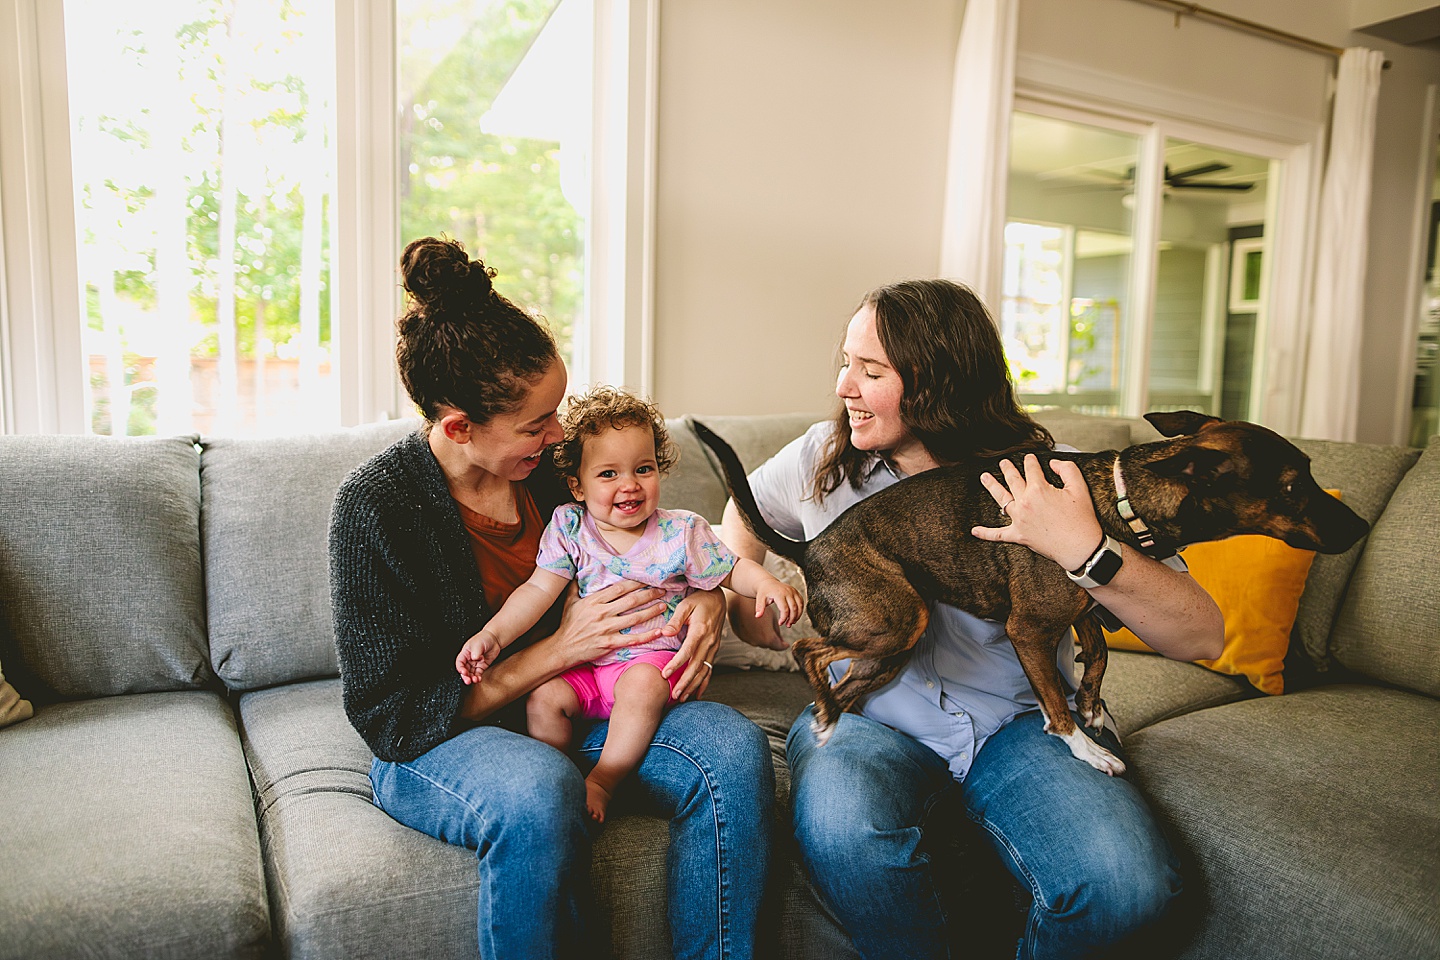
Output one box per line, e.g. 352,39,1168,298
650,0,1440,443
652,0,962,417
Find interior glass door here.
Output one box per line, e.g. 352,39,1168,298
1005,104,1284,421
1147,137,1273,418
1004,111,1140,415
1409,138,1440,446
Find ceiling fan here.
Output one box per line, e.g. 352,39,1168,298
1094,162,1257,192
1160,162,1256,191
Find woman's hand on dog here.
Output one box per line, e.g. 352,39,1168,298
971,454,1104,572
661,588,726,701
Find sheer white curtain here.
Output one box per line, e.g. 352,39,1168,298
938,0,1018,308
1298,48,1386,441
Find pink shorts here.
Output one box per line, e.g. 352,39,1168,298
560,650,681,719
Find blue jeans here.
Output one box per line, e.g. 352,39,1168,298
371,700,774,960
787,706,1181,960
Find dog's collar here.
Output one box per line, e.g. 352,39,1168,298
1113,456,1168,557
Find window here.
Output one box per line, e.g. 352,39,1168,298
63,0,338,437
1004,100,1293,423
0,0,654,436
398,0,590,371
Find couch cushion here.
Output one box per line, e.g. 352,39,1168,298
706,668,813,804
1289,438,1420,671
0,435,209,703
0,691,270,959
1100,650,1255,738
1032,411,1134,452
659,417,732,524
1330,436,1440,694
669,414,824,523
202,419,421,691
240,671,821,960
1126,685,1439,960
243,679,690,960
238,680,475,960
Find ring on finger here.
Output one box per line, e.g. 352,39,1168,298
702,660,714,670
999,499,1013,516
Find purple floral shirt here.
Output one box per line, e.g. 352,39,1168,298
537,504,737,665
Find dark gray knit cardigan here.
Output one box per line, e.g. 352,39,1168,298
329,429,567,763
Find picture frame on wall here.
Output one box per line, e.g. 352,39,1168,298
1229,237,1264,313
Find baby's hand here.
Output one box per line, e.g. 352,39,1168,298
754,578,804,628
456,632,501,685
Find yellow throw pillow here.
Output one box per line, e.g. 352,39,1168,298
1104,491,1340,695
0,657,34,728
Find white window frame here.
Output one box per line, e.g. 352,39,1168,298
1011,55,1323,432
0,0,657,434
579,0,659,399
0,0,86,435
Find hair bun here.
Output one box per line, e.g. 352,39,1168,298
401,237,496,311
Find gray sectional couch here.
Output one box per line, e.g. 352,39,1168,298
0,411,1436,959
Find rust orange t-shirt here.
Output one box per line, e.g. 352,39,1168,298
457,483,548,613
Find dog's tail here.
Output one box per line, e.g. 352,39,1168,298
691,420,808,566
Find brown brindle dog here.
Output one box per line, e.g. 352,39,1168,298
695,411,1369,774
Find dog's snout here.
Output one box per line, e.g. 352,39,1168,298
1319,509,1369,554
1292,495,1369,554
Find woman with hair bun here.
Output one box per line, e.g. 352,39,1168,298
329,237,774,959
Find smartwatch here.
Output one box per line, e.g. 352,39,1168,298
1067,535,1124,589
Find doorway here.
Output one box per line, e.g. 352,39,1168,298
1409,136,1440,447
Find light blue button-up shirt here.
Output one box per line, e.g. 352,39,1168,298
748,421,1103,782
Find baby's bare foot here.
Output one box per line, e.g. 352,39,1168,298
585,779,613,823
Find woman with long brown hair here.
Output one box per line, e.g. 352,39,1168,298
720,278,1223,960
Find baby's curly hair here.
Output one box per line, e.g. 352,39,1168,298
553,386,679,481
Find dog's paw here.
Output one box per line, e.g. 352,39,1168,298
811,716,837,746
1058,727,1126,776
1082,700,1107,732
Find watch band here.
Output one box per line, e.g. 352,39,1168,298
1066,535,1124,589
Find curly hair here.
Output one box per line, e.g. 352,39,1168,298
814,278,1053,499
395,236,558,424
552,386,679,482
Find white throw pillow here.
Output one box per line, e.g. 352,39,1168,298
714,554,807,671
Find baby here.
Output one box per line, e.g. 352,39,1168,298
456,386,803,822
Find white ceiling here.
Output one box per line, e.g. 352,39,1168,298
1011,112,1270,210
1353,0,1440,43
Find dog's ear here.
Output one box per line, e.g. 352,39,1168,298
1142,446,1235,482
1144,411,1222,437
